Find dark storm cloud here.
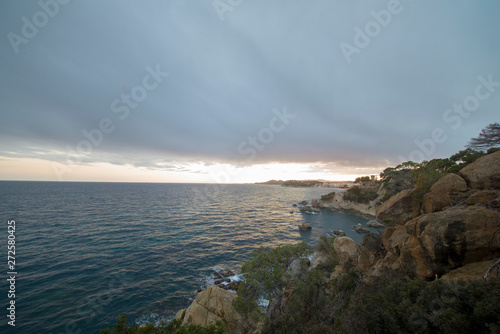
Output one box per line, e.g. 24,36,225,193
0,0,499,171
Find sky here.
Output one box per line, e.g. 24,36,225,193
0,0,499,183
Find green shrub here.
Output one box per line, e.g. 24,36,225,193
343,186,378,204
100,316,228,334
233,243,311,320
321,192,336,201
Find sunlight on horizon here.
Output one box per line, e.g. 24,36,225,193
0,156,378,183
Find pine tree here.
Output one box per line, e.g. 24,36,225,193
466,122,500,151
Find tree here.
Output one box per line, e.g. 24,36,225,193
466,122,500,151
233,243,311,320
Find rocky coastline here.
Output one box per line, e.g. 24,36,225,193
173,150,500,333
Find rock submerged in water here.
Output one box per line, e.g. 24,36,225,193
213,270,235,279
300,205,320,214
353,223,370,234
298,223,312,231
210,270,240,292
332,230,346,237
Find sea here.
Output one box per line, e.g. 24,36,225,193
0,181,377,333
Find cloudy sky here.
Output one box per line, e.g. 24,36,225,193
0,0,499,183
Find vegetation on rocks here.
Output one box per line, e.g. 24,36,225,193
100,316,228,334
320,192,336,201
240,240,500,334
233,243,311,320
343,186,378,204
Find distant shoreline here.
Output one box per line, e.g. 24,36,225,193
255,179,353,188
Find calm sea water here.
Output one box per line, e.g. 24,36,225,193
0,181,374,333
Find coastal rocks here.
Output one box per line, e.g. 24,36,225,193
376,189,421,225
213,270,235,279
333,237,361,266
175,286,241,332
367,220,385,228
440,260,498,281
353,223,370,234
466,190,499,206
211,270,240,291
381,224,409,257
311,251,331,270
459,150,500,190
319,192,376,216
422,173,468,213
376,206,500,280
299,205,320,214
298,223,312,231
332,230,346,237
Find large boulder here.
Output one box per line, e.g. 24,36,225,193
311,251,331,270
175,286,241,332
333,237,361,265
459,150,500,190
376,189,421,225
466,190,499,205
382,224,409,256
422,173,468,213
397,206,500,279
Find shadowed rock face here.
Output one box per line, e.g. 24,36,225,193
376,189,421,225
363,151,500,280
459,150,500,190
422,173,468,213
371,205,500,280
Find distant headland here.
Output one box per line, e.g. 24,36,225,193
255,179,352,188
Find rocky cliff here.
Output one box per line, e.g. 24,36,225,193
346,150,500,280
174,151,500,332
318,191,377,216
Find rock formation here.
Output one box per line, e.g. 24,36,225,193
361,150,500,280
422,173,468,213
175,286,242,332
375,189,421,225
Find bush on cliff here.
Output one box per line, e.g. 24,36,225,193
100,316,228,334
343,186,378,204
233,242,311,320
235,241,500,334
321,192,336,201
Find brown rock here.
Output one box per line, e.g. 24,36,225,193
333,237,361,266
298,223,312,230
466,190,499,205
180,286,241,331
459,150,500,190
175,308,186,321
382,224,409,256
224,281,241,291
376,189,421,225
399,206,500,279
440,260,497,281
422,173,468,213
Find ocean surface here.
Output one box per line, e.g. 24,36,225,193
0,181,377,333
